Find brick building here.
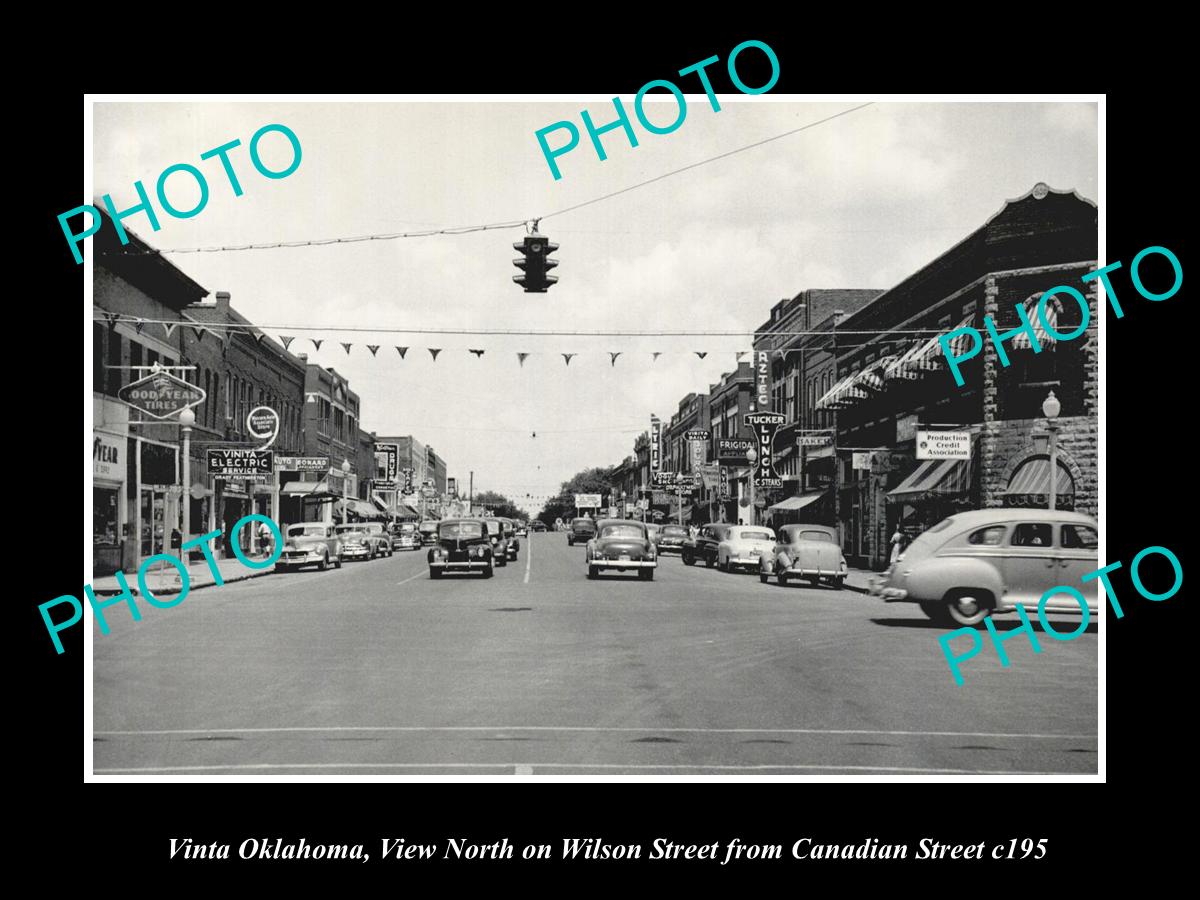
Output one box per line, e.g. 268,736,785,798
180,292,307,553
704,362,754,523
663,391,710,524
818,183,1097,569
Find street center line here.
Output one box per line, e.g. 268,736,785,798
396,568,428,586
93,725,1096,740
524,537,532,584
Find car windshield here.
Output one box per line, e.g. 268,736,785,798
441,522,483,539
287,525,325,538
334,526,366,535
662,526,687,536
599,524,645,539
399,523,416,533
572,519,594,528
737,530,773,542
419,521,437,530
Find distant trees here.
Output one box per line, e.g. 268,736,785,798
471,491,528,521
537,466,614,526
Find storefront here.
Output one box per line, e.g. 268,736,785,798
93,430,126,576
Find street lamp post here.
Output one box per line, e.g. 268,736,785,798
341,458,351,525
746,445,758,527
179,408,195,567
1042,391,1061,511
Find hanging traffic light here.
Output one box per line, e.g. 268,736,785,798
513,230,558,292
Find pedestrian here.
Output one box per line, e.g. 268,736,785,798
258,519,274,558
889,526,906,565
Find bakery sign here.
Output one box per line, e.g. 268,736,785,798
916,430,972,460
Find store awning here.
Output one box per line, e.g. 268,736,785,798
815,373,869,410
889,316,976,380
887,458,973,502
803,444,836,461
850,356,898,393
280,479,332,498
1004,457,1074,495
393,503,421,520
334,498,389,519
1011,294,1062,350
767,492,825,513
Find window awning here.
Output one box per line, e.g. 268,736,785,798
850,356,898,393
335,498,389,519
767,492,825,513
887,458,973,502
280,479,331,497
1004,457,1074,495
1011,294,1063,350
815,373,869,410
889,316,975,380
393,503,421,519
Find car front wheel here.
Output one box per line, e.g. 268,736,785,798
682,552,695,566
333,555,342,569
318,553,328,572
429,568,442,579
639,568,654,581
587,565,598,579
759,572,769,584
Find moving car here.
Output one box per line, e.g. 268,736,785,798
655,523,688,555
483,518,510,567
428,518,494,578
717,525,777,573
391,521,421,551
872,509,1100,626
585,519,657,580
681,523,730,568
566,517,597,546
277,523,343,571
515,522,528,537
759,524,847,588
418,520,440,546
497,517,520,560
530,521,548,532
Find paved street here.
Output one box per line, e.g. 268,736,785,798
93,533,1098,775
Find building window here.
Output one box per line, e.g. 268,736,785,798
93,324,105,393
962,299,977,316
129,341,142,376
937,313,952,329
106,331,123,395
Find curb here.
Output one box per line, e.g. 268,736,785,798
88,566,277,597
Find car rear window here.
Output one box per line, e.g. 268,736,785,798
441,522,482,539
739,530,773,542
1061,524,1098,549
1011,523,1053,547
662,526,687,536
287,525,325,537
968,526,1006,546
798,530,834,542
600,524,645,539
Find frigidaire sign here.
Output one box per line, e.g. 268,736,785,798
117,369,206,419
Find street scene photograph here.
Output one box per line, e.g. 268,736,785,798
85,96,1100,777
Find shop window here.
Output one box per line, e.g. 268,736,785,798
1011,523,1052,547
1061,524,1098,549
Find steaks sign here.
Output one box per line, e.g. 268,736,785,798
745,411,786,488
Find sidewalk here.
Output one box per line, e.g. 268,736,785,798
90,554,276,597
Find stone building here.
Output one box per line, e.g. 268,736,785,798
818,183,1097,569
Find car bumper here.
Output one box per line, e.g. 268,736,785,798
591,559,656,569
657,544,683,553
395,540,418,550
779,566,847,579
430,560,491,570
727,555,765,567
880,586,910,601
342,548,370,559
279,551,325,566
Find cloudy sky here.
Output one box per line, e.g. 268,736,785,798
92,98,1097,511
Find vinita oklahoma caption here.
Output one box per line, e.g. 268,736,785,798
171,836,1045,863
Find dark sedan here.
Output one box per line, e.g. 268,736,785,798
655,523,689,555
585,519,657,580
428,518,495,578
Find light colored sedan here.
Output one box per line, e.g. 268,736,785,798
873,508,1099,626
759,524,848,589
717,526,777,573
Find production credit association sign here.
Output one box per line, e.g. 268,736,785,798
118,370,205,419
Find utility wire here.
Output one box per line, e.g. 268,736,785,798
96,104,874,256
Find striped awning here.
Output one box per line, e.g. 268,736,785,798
1004,457,1074,496
852,355,897,393
1011,294,1063,350
887,457,973,502
767,492,825,513
815,373,857,410
885,341,928,381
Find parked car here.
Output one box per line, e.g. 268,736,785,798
681,523,730,568
655,523,688,555
759,524,847,588
483,518,510,567
418,520,440,546
872,509,1100,626
585,519,657,580
277,523,342,571
428,518,494,578
391,521,421,551
566,517,597,546
358,522,394,557
497,517,520,560
717,525,778,573
334,524,376,561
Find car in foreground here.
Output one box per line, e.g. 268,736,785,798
872,509,1100,626
681,523,730,567
585,519,657,580
277,523,343,571
655,523,689,555
428,518,494,578
717,525,777,573
759,524,847,588
391,521,421,551
483,518,510,566
566,517,597,546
